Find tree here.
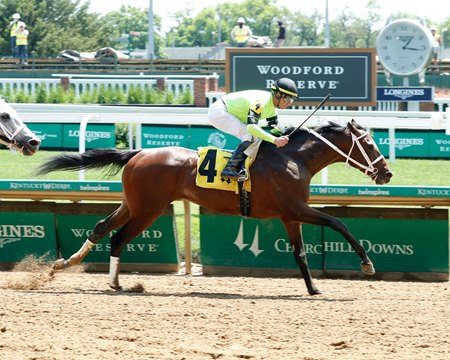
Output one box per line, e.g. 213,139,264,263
0,0,108,57
0,0,162,58
101,5,163,57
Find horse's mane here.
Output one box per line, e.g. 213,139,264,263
315,121,347,134
292,120,364,138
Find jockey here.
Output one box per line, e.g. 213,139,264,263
208,77,299,180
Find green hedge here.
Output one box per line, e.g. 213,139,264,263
0,84,194,105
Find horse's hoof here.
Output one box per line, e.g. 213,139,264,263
308,289,322,296
109,283,123,291
361,261,375,275
52,258,66,270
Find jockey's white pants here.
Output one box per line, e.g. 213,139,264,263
208,99,253,142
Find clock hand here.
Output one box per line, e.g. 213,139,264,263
401,36,413,49
403,47,421,50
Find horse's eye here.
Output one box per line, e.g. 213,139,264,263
1,112,10,120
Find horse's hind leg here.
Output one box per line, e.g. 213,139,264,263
108,208,166,290
53,203,130,270
283,220,321,295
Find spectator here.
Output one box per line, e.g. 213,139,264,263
274,20,285,47
15,22,29,65
230,17,252,47
8,13,21,58
430,25,441,63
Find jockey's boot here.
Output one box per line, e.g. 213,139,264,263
221,141,252,179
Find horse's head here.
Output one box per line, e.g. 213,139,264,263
345,120,393,185
0,100,41,156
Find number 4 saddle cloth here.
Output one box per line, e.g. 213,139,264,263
196,143,261,193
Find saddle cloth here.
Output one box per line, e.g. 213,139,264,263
196,144,260,193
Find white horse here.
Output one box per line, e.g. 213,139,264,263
0,100,40,155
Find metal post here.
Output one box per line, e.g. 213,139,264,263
218,4,222,43
183,200,192,275
78,115,93,181
321,167,328,184
324,0,330,48
388,127,396,163
147,0,154,59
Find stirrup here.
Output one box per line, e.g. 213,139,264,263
237,169,248,182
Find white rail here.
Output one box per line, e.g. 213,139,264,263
0,78,193,97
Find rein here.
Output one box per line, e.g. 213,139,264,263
306,127,385,175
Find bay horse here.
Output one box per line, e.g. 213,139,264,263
38,120,392,295
0,99,41,155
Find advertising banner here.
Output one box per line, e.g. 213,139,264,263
323,218,448,273
28,123,63,148
62,124,116,149
226,48,376,106
200,207,448,279
189,126,240,150
200,213,321,270
428,131,450,158
56,214,179,267
141,125,189,148
0,212,57,263
141,125,240,150
376,87,433,101
374,130,428,157
374,130,450,158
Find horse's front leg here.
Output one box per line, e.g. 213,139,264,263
283,220,321,295
298,205,375,275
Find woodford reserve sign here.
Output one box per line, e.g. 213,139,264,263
226,48,377,106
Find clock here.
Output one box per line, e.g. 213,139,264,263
376,19,434,76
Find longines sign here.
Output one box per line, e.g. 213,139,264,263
226,48,377,106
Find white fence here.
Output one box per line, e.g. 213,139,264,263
0,77,195,97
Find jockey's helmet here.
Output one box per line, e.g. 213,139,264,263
237,17,246,24
271,78,299,99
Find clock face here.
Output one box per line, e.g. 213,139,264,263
376,19,434,76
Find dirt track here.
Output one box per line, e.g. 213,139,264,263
0,268,449,360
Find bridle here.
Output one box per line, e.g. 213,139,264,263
306,127,385,176
0,115,27,149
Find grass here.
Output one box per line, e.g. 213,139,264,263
1,149,448,186
1,149,448,260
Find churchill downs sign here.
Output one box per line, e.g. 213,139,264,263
226,48,377,106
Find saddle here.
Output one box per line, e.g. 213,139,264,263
196,143,262,217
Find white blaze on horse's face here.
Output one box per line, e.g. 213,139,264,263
0,100,41,155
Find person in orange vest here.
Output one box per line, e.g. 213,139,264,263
230,17,252,47
15,22,29,65
8,13,21,58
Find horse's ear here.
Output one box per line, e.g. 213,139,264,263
347,120,357,132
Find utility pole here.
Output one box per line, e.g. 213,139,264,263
147,0,154,59
324,0,330,48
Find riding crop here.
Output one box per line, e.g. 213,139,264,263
287,93,331,138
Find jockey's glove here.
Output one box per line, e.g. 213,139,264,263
270,126,295,136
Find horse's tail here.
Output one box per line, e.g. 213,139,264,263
36,148,141,176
